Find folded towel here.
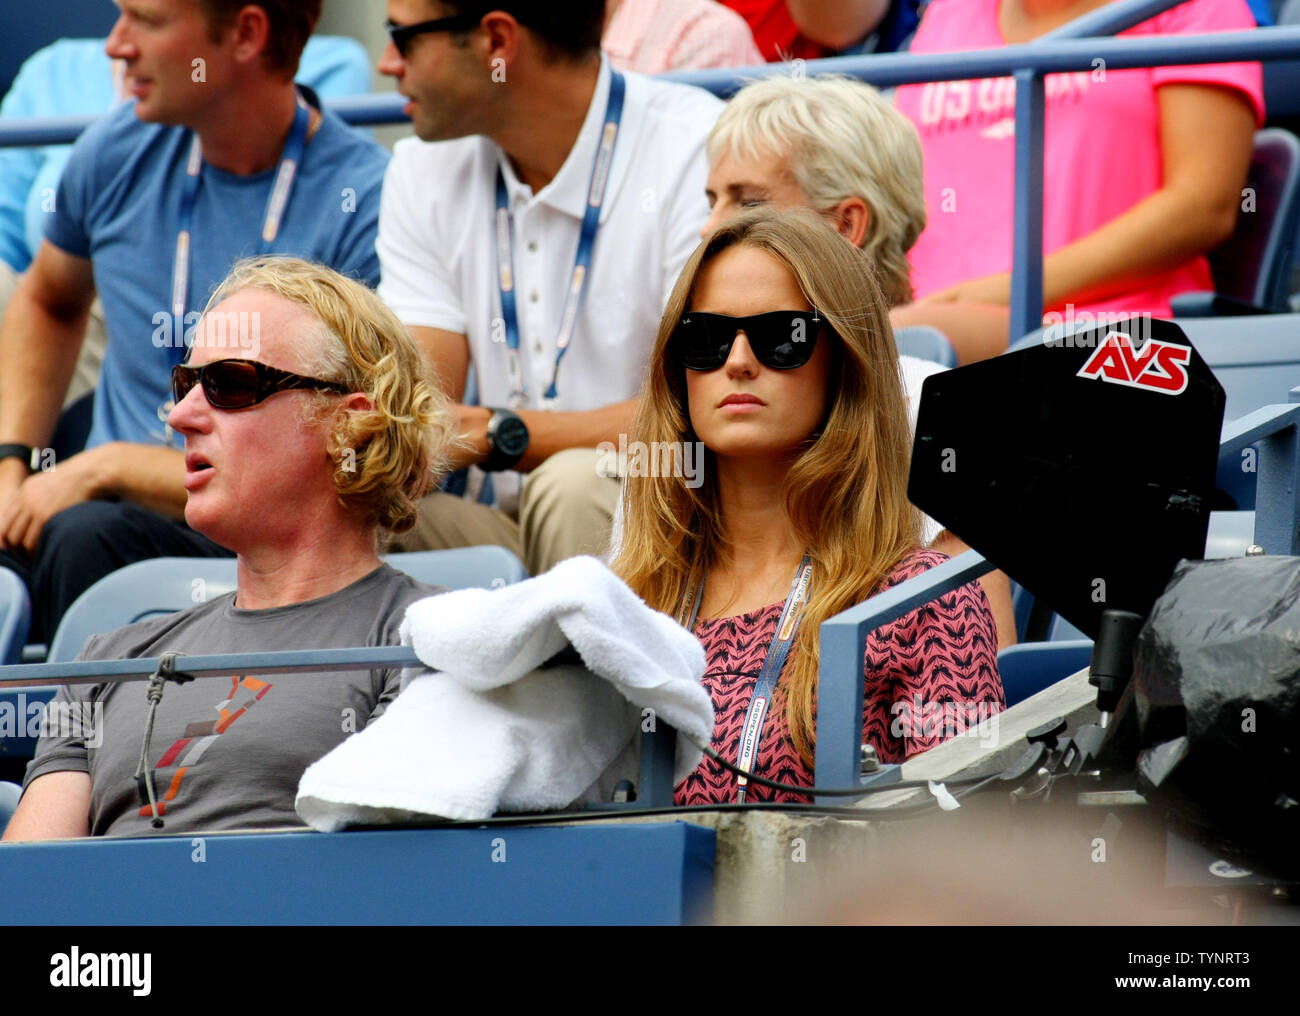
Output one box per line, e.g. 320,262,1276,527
296,556,713,829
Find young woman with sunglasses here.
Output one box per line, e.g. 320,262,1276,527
612,209,1003,804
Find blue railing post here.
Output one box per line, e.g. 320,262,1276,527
1009,69,1046,347
814,551,996,803
1220,404,1300,555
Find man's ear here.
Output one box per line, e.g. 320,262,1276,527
477,11,523,78
830,197,872,249
339,391,375,416
229,5,272,70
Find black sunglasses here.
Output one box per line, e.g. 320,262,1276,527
385,14,481,57
171,359,349,411
673,310,826,372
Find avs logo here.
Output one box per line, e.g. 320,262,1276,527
1076,331,1190,395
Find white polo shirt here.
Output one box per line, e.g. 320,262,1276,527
377,57,724,416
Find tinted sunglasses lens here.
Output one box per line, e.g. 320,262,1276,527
752,312,818,370
386,23,412,56
202,361,261,408
676,316,731,371
171,365,197,404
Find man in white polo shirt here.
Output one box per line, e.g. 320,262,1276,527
376,0,722,574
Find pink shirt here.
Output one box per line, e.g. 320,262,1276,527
603,0,764,75
894,0,1265,319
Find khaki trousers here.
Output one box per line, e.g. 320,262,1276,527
391,447,621,576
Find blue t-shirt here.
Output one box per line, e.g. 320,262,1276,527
46,100,388,449
2,36,374,274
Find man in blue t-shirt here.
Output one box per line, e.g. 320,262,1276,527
0,0,388,641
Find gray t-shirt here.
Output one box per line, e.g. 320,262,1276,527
24,564,441,837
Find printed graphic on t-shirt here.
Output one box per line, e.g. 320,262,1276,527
138,674,272,818
913,72,1095,137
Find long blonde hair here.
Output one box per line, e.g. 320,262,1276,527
612,209,921,765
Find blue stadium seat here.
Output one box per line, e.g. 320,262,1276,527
997,639,1092,707
0,569,37,774
0,778,22,836
384,547,527,590
46,558,237,664
0,567,31,666
1171,129,1300,315
0,548,528,768
895,324,959,368
45,547,526,664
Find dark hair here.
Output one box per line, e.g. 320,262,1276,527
196,0,321,77
442,0,605,61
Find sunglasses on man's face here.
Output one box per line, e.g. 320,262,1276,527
171,359,349,411
673,310,825,372
384,13,481,58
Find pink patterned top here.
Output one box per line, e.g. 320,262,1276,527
675,548,1004,805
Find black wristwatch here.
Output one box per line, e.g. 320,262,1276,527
480,408,529,473
0,443,33,472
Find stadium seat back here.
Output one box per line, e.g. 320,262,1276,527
0,571,39,773
47,558,238,664
1175,129,1300,314
383,547,527,589
0,779,22,836
0,568,31,666
46,547,527,664
996,640,1093,707
894,324,959,368
1216,128,1300,310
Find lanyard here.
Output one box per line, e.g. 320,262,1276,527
169,98,311,366
682,554,814,803
493,70,626,409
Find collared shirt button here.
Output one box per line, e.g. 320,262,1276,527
533,342,543,353
529,291,539,303
527,242,538,253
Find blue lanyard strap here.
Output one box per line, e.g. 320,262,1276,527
683,554,814,803
169,97,311,366
493,70,626,408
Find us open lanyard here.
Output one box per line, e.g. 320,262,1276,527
493,70,626,409
169,98,311,367
683,554,814,802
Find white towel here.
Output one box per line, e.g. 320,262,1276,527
296,556,713,830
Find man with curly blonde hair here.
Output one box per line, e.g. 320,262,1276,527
5,257,456,840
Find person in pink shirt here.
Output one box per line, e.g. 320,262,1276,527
891,0,1264,363
602,0,763,73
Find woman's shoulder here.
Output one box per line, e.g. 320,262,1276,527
870,546,996,650
878,547,952,592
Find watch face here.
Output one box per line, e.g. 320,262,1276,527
495,415,529,457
